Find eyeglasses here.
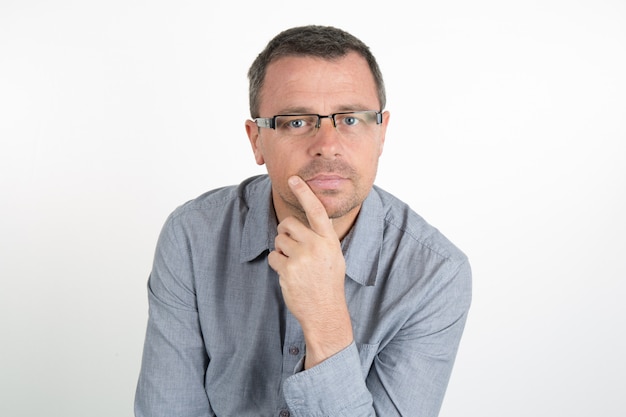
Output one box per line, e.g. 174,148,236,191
254,110,383,138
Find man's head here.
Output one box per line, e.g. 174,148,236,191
247,25,386,119
245,26,390,235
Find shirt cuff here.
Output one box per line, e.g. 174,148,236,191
283,342,373,416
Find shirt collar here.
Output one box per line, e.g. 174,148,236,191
240,176,277,263
240,175,384,287
341,189,384,286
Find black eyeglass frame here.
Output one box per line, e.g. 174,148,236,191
254,110,383,129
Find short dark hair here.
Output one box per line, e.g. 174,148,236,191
247,25,386,118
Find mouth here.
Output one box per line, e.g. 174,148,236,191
305,174,348,191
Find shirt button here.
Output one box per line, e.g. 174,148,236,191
279,410,290,417
288,346,300,355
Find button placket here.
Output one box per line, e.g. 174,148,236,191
282,309,304,376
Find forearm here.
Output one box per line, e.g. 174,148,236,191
301,302,354,369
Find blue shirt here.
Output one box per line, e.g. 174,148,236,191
135,175,471,417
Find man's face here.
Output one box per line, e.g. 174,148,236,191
246,52,389,226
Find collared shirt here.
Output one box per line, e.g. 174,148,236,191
135,175,471,417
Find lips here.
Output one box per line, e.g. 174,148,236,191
305,174,348,190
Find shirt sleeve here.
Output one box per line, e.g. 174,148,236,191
283,258,472,417
134,215,215,417
283,342,374,415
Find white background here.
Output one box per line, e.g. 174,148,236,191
1,1,625,416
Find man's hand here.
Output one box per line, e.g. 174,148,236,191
268,176,354,369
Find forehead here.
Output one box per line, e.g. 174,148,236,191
259,52,379,114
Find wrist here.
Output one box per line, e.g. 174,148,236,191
302,311,353,369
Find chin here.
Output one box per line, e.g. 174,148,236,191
321,198,361,220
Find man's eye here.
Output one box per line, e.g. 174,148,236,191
343,116,359,126
277,117,314,130
288,119,306,128
338,115,361,127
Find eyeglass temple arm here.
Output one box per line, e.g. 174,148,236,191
254,118,274,129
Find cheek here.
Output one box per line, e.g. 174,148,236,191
256,137,282,167
262,149,292,181
264,141,302,171
357,146,383,182
358,142,383,164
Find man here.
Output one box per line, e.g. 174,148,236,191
135,25,471,417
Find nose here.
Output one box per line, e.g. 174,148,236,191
309,117,342,159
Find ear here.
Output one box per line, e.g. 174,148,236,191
245,120,265,165
378,110,390,156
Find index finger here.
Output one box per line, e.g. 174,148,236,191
288,175,335,237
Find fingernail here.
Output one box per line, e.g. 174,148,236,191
288,176,300,186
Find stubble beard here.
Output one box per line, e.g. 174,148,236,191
284,187,361,223
283,159,369,222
